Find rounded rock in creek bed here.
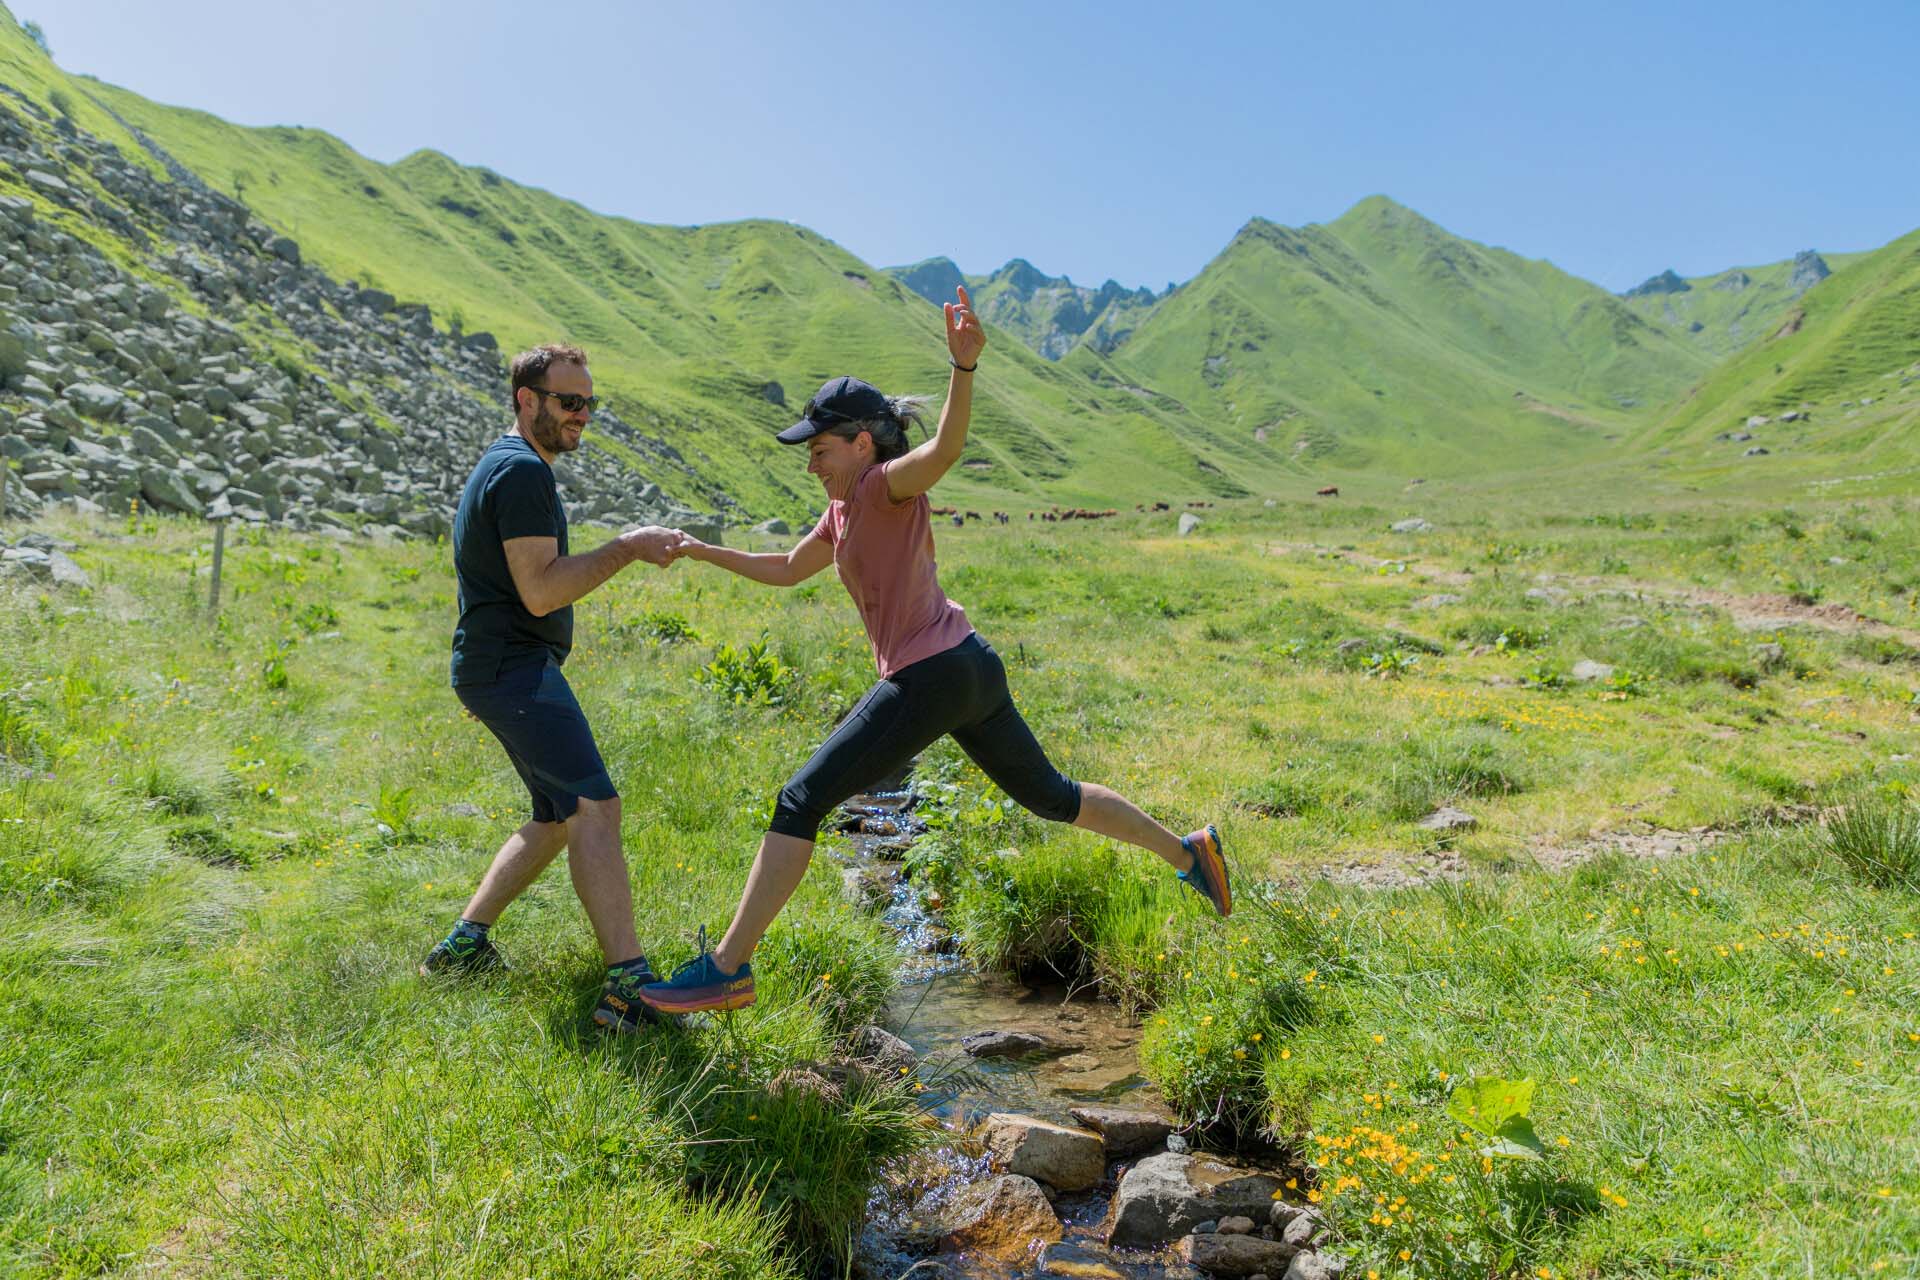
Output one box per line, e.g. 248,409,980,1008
1285,1251,1348,1279
905,1173,1062,1262
1036,1240,1129,1277
1107,1151,1287,1247
1180,1230,1304,1278
1068,1104,1176,1158
848,1024,917,1073
982,1112,1107,1193
960,1029,1053,1059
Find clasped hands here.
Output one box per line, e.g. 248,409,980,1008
618,524,707,568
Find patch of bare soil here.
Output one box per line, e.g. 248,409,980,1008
1287,808,1822,891
1266,541,1475,587
1513,394,1608,430
1315,848,1466,889
1562,575,1920,648
1527,824,1727,872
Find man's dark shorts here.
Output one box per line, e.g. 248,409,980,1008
455,658,617,823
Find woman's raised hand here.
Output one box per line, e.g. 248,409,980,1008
944,284,986,369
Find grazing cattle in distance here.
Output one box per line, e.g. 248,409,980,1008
1186,501,1213,509
1316,485,1339,497
1151,501,1171,511
1028,512,1035,520
950,514,964,527
931,505,957,516
994,511,1009,525
964,511,981,521
1041,506,1120,522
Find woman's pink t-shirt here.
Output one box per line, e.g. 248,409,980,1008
811,464,973,678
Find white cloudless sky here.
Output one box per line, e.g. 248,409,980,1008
28,0,1920,292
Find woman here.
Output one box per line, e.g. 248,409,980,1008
639,286,1228,1015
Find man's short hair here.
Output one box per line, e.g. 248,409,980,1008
509,343,589,412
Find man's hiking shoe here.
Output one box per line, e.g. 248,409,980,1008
592,958,662,1033
418,933,506,977
1177,824,1231,918
638,927,755,1015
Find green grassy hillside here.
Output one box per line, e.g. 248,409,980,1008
1619,250,1868,359
1638,228,1920,479
1101,197,1713,475
0,8,1293,517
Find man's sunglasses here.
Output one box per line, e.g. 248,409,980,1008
529,386,599,414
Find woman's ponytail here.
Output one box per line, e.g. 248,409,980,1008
838,395,931,462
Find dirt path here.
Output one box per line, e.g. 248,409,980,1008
1270,538,1920,647
1286,818,1780,891
1576,578,1920,648
1265,540,1475,586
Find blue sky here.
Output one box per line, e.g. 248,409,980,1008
30,0,1920,292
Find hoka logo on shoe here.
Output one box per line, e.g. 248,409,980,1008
605,995,629,1012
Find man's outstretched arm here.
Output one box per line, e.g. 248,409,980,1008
504,526,681,617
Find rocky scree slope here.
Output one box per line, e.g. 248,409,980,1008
0,93,722,537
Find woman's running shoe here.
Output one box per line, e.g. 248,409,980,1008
638,926,756,1015
1177,824,1231,917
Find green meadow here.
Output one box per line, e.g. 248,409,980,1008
4,478,1917,1278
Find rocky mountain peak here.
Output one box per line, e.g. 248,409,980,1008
1789,250,1831,295
1623,269,1691,297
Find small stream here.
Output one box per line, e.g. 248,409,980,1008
834,786,1198,1279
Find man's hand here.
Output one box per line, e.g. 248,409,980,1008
664,531,708,563
618,525,685,568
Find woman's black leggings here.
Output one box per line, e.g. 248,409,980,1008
769,633,1082,840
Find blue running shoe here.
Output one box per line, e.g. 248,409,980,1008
1176,824,1231,917
639,926,756,1015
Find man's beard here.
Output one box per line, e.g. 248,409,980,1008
528,403,580,454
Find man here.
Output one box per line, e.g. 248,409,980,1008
421,342,682,1033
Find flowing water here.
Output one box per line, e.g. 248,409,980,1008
837,787,1199,1280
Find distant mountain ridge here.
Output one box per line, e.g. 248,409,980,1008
1618,249,1862,358
1,2,1913,512
886,256,1163,360
1641,227,1920,465
1070,196,1716,473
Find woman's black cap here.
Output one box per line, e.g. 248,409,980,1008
776,375,891,444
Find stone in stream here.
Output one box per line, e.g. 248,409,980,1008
1037,1240,1127,1277
1285,1251,1348,1279
908,1173,1062,1262
1068,1104,1176,1158
982,1112,1107,1192
840,865,895,912
960,1029,1053,1059
1107,1151,1287,1247
1280,1210,1325,1248
848,1025,916,1073
1180,1231,1304,1278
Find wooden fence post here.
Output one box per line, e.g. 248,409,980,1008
208,516,227,613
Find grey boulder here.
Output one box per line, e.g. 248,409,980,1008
1107,1152,1287,1247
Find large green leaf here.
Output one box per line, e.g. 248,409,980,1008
1445,1075,1546,1160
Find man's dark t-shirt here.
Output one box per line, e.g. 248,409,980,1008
450,433,571,686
